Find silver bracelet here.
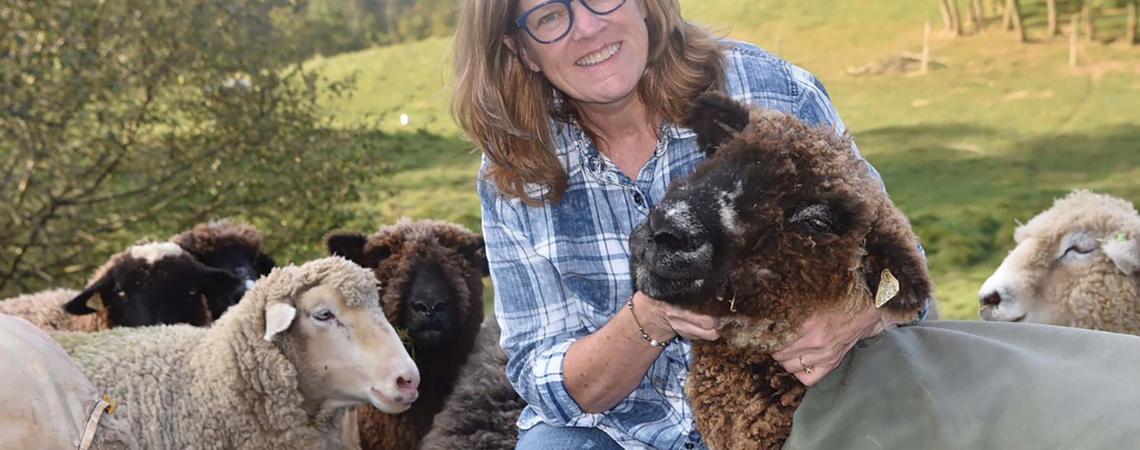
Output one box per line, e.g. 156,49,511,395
626,298,674,348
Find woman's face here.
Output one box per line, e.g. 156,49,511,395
511,0,650,107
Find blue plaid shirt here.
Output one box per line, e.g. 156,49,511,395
478,41,882,449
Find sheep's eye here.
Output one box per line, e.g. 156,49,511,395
313,309,335,322
805,218,832,233
1063,244,1095,257
789,204,835,234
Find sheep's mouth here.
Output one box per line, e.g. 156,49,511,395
1010,314,1026,323
368,387,415,414
410,328,447,347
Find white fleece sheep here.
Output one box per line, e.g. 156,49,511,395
53,257,420,450
979,190,1140,334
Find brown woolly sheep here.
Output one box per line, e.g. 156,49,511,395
170,218,277,320
325,219,488,450
1,242,245,331
979,190,1140,334
628,93,931,450
419,317,526,450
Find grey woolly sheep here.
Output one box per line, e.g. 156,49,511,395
325,218,488,450
979,190,1140,334
1,242,245,331
419,317,525,450
53,257,421,450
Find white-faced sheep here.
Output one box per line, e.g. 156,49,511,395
979,190,1140,334
0,242,246,331
628,93,931,450
52,257,420,449
325,219,488,450
419,317,526,450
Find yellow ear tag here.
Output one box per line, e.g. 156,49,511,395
103,394,117,415
86,295,106,311
875,268,900,308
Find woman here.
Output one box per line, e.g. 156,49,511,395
452,1,921,448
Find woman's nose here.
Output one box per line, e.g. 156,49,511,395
569,1,605,40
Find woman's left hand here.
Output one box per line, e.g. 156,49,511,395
771,302,891,386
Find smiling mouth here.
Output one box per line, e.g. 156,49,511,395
576,42,621,67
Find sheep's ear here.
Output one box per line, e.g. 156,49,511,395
683,91,751,156
864,208,934,318
264,302,297,341
253,252,276,276
63,274,117,315
460,236,490,276
1104,233,1140,276
325,231,382,267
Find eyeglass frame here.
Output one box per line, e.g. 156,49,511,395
512,0,627,44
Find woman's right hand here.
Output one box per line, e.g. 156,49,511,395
633,292,720,342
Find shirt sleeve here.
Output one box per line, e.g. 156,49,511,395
477,171,602,426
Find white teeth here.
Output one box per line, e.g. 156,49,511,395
576,43,621,67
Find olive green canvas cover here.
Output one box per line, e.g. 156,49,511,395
785,321,1140,450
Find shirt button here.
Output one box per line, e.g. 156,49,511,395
632,192,644,205
684,443,695,449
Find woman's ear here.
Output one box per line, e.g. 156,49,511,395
503,35,541,72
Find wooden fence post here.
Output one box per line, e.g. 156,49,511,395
923,21,932,74
1070,15,1079,67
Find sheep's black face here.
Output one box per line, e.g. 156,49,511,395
325,223,489,352
192,245,276,319
630,167,748,308
63,254,244,327
400,261,459,348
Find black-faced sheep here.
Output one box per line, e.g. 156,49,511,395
52,257,420,450
170,218,277,320
0,242,245,331
325,219,488,450
628,92,931,450
979,190,1140,334
419,317,526,450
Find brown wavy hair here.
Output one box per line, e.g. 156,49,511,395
453,0,726,205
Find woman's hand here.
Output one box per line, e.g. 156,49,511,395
634,292,720,342
771,302,893,386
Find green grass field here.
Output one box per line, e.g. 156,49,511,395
314,1,1140,319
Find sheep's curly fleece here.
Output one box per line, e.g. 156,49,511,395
53,257,379,450
419,318,524,450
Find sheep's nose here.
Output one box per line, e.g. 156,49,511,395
392,371,420,405
411,300,446,317
980,290,1002,307
647,209,699,253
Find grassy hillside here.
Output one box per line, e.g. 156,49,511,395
315,0,1140,319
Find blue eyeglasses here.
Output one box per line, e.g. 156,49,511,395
513,0,627,44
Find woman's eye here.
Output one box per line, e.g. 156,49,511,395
313,310,335,322
537,11,564,26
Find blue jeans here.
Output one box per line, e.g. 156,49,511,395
516,423,624,450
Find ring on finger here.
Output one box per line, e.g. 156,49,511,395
799,355,815,374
